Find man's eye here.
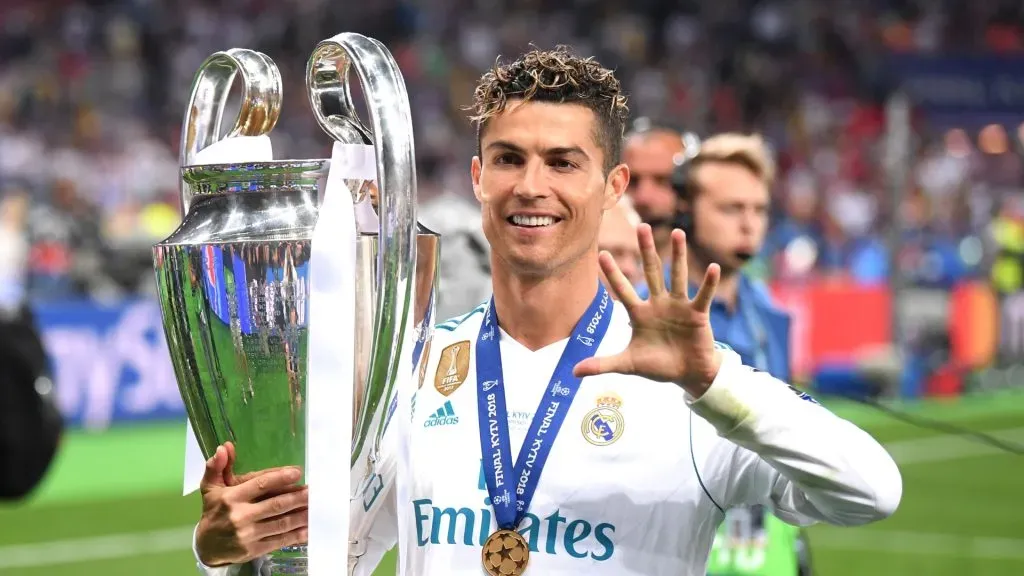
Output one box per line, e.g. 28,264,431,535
551,159,575,170
494,154,520,165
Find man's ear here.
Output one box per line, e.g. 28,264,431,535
602,163,630,210
471,156,484,203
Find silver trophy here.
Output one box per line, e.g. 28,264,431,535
153,35,439,574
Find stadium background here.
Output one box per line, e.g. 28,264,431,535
1,0,1024,574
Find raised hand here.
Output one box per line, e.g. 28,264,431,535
574,224,723,396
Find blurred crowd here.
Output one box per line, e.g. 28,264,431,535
1,0,1024,307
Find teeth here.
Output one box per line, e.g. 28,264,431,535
511,215,556,227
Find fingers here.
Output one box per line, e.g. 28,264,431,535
234,467,303,503
250,487,309,523
573,353,632,379
253,483,307,503
669,229,688,298
598,251,641,308
201,445,229,490
691,263,721,312
251,506,309,540
637,224,666,297
252,525,309,559
232,466,298,488
225,442,236,468
223,442,237,485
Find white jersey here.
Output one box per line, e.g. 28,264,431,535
195,300,901,576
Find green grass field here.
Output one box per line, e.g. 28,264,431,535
2,390,1022,575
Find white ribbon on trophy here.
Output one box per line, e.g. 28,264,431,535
182,134,276,496
307,141,376,574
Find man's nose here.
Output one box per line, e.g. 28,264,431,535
631,178,659,205
631,178,673,215
740,209,760,234
513,159,548,199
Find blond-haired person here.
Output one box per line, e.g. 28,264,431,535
633,133,812,576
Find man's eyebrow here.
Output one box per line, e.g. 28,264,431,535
485,141,589,159
485,140,525,154
546,146,589,159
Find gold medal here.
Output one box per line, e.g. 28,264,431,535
481,529,530,576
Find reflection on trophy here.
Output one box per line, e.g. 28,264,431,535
153,35,439,575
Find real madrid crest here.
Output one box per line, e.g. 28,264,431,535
435,340,470,396
581,393,624,446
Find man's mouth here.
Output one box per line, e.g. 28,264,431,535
507,215,560,228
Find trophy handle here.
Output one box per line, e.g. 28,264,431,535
178,48,283,215
305,34,417,469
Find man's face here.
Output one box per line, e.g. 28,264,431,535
689,162,770,273
471,100,628,277
623,132,683,223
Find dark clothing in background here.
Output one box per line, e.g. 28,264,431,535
0,305,62,500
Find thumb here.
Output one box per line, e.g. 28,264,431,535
573,353,631,379
201,445,229,490
222,442,239,486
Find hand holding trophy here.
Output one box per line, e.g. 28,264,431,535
152,34,439,575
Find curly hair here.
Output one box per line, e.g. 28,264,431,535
469,46,630,173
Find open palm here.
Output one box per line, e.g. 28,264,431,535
574,224,723,395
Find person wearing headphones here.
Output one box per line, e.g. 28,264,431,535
627,125,810,576
622,118,686,262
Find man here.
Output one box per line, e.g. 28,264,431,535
598,197,642,290
633,131,809,575
191,47,901,576
623,118,686,261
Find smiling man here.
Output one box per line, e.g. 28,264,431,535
192,47,902,576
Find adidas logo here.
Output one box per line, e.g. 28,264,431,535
424,400,459,428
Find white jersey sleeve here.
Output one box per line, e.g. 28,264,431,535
349,480,398,576
687,348,902,528
350,398,401,576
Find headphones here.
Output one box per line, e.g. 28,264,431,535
669,131,703,238
626,117,697,233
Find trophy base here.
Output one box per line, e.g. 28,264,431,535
269,546,307,575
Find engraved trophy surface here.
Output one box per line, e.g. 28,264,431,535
153,36,438,575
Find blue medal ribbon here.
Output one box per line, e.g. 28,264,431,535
476,284,613,531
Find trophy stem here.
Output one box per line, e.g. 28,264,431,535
269,546,308,575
